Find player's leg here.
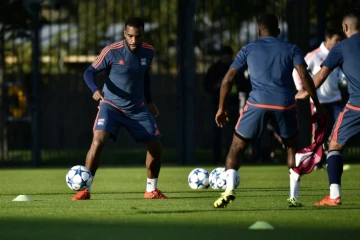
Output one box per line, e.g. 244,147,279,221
85,130,110,177
144,139,167,199
214,104,264,208
72,103,119,201
314,105,360,206
273,106,302,207
124,107,167,199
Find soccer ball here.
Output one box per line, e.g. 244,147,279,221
188,168,210,189
66,165,93,191
209,167,240,190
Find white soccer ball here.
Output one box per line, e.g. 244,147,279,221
66,165,93,191
209,167,240,190
188,168,210,189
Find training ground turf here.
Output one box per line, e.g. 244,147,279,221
0,165,359,240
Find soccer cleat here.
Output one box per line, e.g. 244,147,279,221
314,195,342,206
287,197,303,207
144,189,168,199
213,189,236,208
72,189,91,201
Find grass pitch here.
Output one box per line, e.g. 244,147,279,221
0,165,360,240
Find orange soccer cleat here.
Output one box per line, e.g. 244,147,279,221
72,189,91,201
314,195,342,206
144,189,168,199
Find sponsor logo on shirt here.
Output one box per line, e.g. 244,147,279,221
141,58,146,66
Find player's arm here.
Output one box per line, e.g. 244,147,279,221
144,68,152,104
296,44,343,100
83,47,112,101
218,67,239,110
144,59,159,117
294,63,321,109
216,47,247,127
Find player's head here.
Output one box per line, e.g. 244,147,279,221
124,17,144,51
220,46,233,64
342,8,360,38
257,13,280,38
324,29,342,50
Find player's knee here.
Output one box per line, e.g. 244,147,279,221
328,140,344,151
147,140,162,154
91,135,108,149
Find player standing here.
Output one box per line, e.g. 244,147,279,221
213,13,325,208
293,29,343,169
73,17,167,200
296,8,360,206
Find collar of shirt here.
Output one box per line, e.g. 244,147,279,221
261,36,278,41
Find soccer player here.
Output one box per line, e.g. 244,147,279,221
296,8,360,206
213,13,325,208
72,17,167,200
293,29,343,169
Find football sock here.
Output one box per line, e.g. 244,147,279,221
225,169,238,191
330,184,341,199
146,178,158,192
87,185,92,193
326,150,343,198
289,168,300,198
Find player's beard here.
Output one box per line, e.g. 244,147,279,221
127,41,142,52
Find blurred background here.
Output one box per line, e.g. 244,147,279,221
0,0,359,167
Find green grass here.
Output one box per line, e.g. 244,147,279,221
1,165,360,240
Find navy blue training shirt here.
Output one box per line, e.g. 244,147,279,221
83,40,154,110
321,33,360,107
231,36,306,107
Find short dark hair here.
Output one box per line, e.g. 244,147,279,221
325,29,342,39
125,17,144,29
343,8,360,29
220,46,233,55
257,13,279,32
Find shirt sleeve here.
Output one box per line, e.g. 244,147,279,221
321,44,343,70
292,45,307,68
91,46,113,71
230,47,247,71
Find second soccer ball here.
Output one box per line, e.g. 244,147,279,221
209,167,240,190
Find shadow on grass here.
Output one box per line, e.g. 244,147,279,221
0,218,359,240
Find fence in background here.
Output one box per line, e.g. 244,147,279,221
0,0,359,166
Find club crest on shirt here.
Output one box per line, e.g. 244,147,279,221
141,58,147,66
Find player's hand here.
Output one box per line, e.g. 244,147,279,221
295,89,309,100
92,90,104,101
215,108,229,128
147,103,159,117
315,105,328,117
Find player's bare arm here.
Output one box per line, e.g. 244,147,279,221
216,67,238,127
313,66,332,89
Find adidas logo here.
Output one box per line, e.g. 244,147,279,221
147,182,152,185
118,59,124,65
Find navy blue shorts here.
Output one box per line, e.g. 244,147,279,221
93,100,161,142
235,102,298,139
331,104,360,145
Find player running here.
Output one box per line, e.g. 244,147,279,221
72,17,167,200
213,13,325,208
296,8,360,206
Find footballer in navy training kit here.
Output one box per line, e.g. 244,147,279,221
74,17,167,200
296,8,360,206
213,13,326,208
